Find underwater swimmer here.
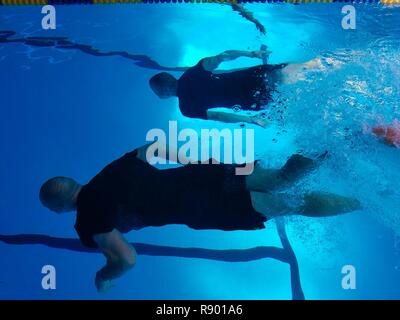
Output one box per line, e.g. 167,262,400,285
149,49,335,127
39,144,361,292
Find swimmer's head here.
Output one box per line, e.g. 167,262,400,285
39,177,81,213
149,72,178,99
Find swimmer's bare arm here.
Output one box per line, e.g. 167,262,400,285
207,109,268,128
202,50,267,72
93,229,136,292
230,4,266,35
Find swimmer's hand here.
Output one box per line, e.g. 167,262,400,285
93,230,136,293
95,272,115,293
255,22,266,35
251,113,268,128
251,50,270,60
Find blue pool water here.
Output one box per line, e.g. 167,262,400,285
1,3,400,299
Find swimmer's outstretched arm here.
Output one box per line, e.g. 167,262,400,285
207,109,268,128
229,4,266,35
93,229,136,292
202,50,268,72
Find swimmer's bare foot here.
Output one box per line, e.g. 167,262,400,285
306,56,343,71
279,151,328,182
280,56,342,85
304,57,324,70
299,192,361,217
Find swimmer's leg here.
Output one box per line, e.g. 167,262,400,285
246,153,327,192
245,167,282,193
250,192,293,217
251,191,361,219
278,63,316,84
279,57,342,85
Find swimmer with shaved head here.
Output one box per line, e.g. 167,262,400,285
40,143,361,292
149,47,332,127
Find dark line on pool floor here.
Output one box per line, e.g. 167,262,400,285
0,218,304,300
0,30,189,72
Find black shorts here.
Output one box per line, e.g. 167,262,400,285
166,163,267,231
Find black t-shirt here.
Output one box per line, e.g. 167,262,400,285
177,59,287,120
74,149,266,248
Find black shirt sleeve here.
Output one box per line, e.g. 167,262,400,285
74,186,117,248
177,58,211,120
179,100,208,120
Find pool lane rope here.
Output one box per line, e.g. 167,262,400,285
0,0,399,4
